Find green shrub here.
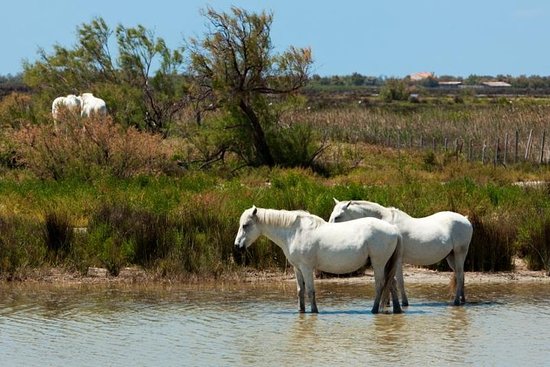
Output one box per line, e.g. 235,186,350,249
82,223,132,276
379,78,408,103
89,203,171,267
516,211,550,274
268,123,327,172
422,151,440,171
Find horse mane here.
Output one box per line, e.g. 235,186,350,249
350,200,386,211
257,208,326,229
387,206,413,219
349,200,388,215
349,200,408,221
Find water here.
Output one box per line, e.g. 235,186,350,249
1,280,550,366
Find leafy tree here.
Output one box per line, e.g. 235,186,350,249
23,17,187,134
350,72,365,86
379,78,407,102
188,6,313,167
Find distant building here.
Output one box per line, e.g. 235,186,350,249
409,72,434,81
482,81,511,87
438,81,462,87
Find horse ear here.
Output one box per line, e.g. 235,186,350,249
345,201,352,209
333,198,340,204
252,206,258,216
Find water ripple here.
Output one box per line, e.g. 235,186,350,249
0,282,549,366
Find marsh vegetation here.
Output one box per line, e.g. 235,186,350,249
1,7,550,280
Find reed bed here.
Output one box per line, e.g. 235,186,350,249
283,103,550,165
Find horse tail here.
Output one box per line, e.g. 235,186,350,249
380,232,403,308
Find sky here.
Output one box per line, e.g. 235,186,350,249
2,0,550,78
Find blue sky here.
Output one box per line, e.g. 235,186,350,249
2,0,550,77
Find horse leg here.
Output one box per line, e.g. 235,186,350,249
457,267,466,304
454,252,467,304
390,278,403,314
446,252,466,305
294,267,306,313
302,267,318,313
396,260,409,307
371,265,384,314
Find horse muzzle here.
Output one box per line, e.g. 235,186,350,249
234,240,246,252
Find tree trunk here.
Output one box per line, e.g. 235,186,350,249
239,100,274,166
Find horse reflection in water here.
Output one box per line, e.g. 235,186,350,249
234,206,403,314
329,199,473,306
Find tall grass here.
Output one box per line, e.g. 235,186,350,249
0,215,45,279
465,212,516,272
44,210,74,259
0,165,549,278
515,207,550,274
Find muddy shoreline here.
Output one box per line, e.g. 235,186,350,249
2,261,548,287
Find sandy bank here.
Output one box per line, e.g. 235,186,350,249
3,260,547,287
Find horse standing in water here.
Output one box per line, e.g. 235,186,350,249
234,206,403,314
329,199,473,306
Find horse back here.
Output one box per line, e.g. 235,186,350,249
311,218,398,274
405,211,472,250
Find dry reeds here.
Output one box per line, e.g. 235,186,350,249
283,103,550,164
11,116,174,180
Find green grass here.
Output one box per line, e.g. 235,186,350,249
1,156,550,279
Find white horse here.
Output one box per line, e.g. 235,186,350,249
234,206,403,314
51,94,81,120
79,93,107,117
329,199,473,306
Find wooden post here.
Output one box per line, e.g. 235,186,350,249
515,130,519,163
494,138,499,166
397,131,401,150
444,137,448,152
525,129,533,161
540,131,546,164
420,135,424,148
482,140,487,164
503,133,508,166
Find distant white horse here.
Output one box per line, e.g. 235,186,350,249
329,199,473,306
234,206,403,314
79,93,107,117
51,94,81,120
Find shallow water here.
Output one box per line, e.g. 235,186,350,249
1,281,550,366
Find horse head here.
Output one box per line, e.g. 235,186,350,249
329,199,384,222
234,206,262,250
328,198,358,222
